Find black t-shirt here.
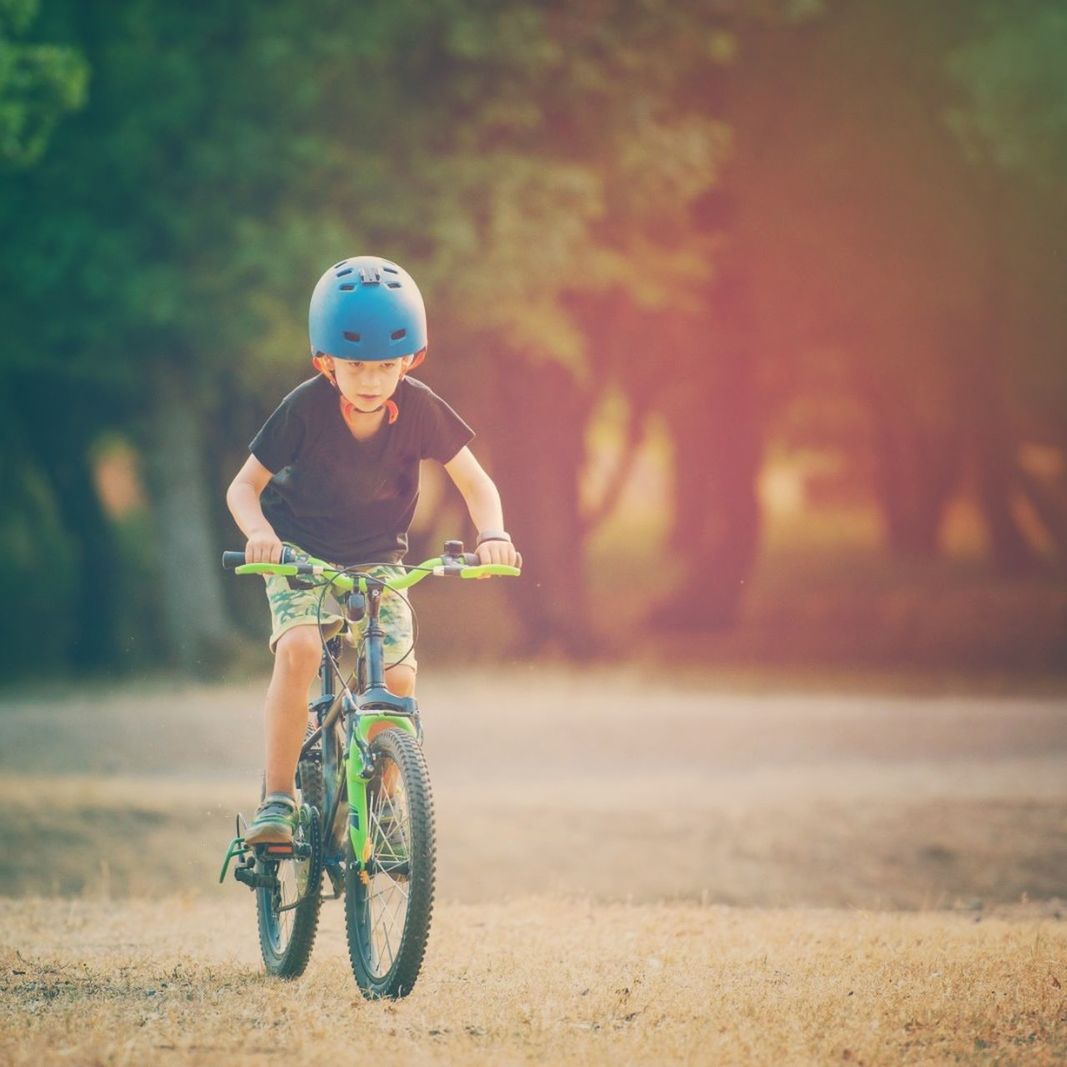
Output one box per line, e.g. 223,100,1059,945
249,374,474,564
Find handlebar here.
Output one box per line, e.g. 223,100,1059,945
221,549,286,570
221,543,520,591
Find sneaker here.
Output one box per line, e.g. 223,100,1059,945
244,793,298,846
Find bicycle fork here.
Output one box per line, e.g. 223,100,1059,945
344,582,420,877
345,708,418,876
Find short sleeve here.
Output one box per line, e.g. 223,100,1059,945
250,395,306,473
419,390,475,463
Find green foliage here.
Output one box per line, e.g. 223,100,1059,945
1,0,730,385
1,0,1064,675
0,0,86,168
949,2,1067,184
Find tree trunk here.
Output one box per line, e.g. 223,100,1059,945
867,392,959,558
142,363,231,669
655,273,763,630
968,174,1040,576
1017,465,1067,559
11,375,122,670
486,355,594,654
973,397,1036,575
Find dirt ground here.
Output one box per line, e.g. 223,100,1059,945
1,668,1065,1063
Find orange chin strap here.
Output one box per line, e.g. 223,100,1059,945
311,349,426,427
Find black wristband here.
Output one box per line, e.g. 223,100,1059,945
476,530,512,547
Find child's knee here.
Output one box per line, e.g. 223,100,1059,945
274,626,321,678
385,663,416,696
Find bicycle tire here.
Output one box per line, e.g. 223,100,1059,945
345,727,435,999
255,756,325,978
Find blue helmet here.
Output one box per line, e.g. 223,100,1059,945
309,255,427,361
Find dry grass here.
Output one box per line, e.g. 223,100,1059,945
2,670,1066,1063
1,897,1065,1066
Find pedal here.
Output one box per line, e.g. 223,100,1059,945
234,863,277,890
254,841,312,860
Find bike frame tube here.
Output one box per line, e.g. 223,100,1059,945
343,578,418,870
313,638,345,865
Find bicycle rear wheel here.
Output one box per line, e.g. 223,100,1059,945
256,756,324,978
345,727,435,999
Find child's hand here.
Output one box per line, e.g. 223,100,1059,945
245,527,284,564
475,538,522,574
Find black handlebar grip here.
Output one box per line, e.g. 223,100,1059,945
222,546,295,569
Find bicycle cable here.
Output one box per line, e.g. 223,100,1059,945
308,560,427,706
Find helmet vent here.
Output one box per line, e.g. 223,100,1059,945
333,261,347,269
387,282,401,289
382,266,399,274
343,331,361,343
391,329,407,341
339,283,355,291
336,268,353,277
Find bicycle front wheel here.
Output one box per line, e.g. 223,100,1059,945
345,727,435,999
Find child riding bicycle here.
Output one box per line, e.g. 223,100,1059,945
226,255,521,846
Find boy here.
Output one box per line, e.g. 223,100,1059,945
226,255,521,844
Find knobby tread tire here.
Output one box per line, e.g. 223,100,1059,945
255,757,325,978
345,728,436,999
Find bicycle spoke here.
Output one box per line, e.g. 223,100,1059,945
371,886,397,968
377,877,407,953
345,729,434,996
370,878,409,904
360,754,416,975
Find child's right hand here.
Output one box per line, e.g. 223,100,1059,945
245,528,284,564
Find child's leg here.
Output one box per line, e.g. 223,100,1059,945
375,565,417,700
384,663,416,697
264,625,322,796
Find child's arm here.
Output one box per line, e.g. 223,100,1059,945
226,455,285,563
443,447,522,569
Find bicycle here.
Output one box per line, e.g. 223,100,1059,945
218,539,519,998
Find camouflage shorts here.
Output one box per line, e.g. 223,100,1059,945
263,547,416,670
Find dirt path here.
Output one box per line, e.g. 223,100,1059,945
2,670,1065,907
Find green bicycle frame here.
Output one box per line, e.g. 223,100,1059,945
345,708,417,868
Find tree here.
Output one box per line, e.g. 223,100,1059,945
701,0,1066,573
1,0,737,665
948,0,1067,564
0,0,86,168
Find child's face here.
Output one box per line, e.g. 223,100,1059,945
324,355,412,412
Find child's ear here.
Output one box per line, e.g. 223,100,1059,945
312,353,336,383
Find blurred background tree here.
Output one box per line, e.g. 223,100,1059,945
1,0,1063,678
